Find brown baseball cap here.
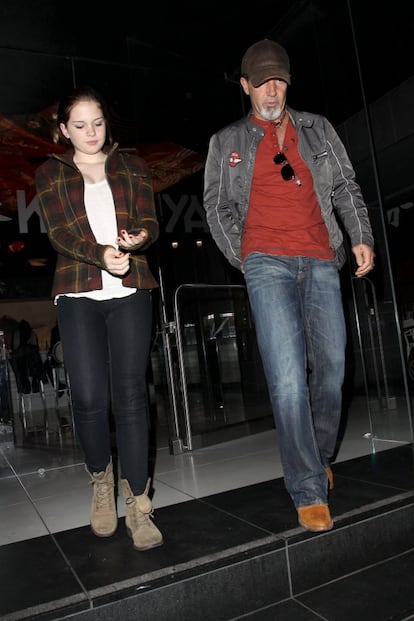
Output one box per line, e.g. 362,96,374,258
241,39,291,87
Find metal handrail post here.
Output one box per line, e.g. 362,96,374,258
173,283,246,452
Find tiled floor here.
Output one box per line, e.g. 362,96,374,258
1,394,414,620
0,395,411,545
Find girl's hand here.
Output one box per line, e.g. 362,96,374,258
103,246,131,276
116,228,148,251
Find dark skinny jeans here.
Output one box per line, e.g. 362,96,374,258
57,291,153,495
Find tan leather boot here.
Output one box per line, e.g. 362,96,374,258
88,459,118,537
121,478,163,551
297,503,333,532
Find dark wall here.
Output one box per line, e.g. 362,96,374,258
1,0,413,317
1,0,414,150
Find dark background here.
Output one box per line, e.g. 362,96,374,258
0,0,413,151
0,0,413,306
0,0,413,422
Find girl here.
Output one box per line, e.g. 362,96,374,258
35,86,163,551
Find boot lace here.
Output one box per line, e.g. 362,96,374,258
126,496,154,527
93,480,114,510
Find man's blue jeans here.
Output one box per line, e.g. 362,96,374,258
243,253,346,508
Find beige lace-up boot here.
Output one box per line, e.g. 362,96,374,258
88,459,118,537
121,478,163,551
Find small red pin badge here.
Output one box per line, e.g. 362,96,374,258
229,151,242,167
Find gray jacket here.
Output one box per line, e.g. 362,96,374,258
203,107,374,270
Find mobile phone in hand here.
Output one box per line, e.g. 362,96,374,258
118,229,145,253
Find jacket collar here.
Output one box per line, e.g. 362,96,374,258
52,142,119,167
245,106,315,132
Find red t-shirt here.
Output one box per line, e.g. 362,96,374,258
241,116,334,262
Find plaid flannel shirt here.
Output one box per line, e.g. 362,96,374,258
35,144,159,297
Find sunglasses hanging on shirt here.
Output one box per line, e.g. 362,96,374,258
273,152,302,186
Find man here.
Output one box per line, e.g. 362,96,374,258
203,39,375,532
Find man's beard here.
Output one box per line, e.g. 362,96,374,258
260,105,284,121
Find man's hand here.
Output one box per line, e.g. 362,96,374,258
352,243,375,278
